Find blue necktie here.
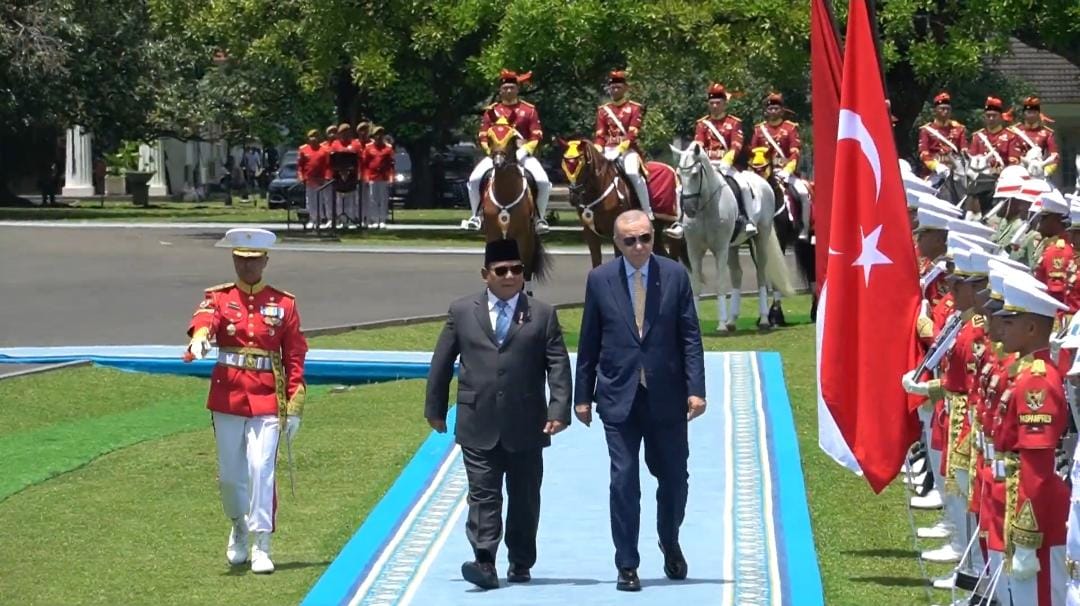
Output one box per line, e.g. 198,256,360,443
495,300,511,345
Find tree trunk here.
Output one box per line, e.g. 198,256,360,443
885,64,931,162
334,65,360,124
404,142,434,209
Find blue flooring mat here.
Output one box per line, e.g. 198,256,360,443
303,351,822,606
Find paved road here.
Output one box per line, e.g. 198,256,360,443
0,226,804,347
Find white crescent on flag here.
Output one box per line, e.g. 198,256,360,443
837,109,881,201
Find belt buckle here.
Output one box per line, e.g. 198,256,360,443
1069,558,1080,581
244,355,257,370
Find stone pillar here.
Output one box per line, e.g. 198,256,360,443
140,139,168,196
62,126,95,197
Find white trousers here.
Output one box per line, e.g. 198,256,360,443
1009,544,1066,606
305,183,333,224
342,188,360,223
988,550,1011,605
365,181,390,224
212,412,280,533
605,147,652,216
467,155,551,217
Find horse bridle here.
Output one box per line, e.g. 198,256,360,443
678,153,721,218
567,155,627,229
486,154,528,235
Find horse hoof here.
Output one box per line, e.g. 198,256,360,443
756,318,772,331
725,323,737,333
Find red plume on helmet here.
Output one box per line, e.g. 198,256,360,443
1021,96,1054,123
765,92,784,107
608,70,628,85
707,83,729,100
499,69,533,86
932,91,951,106
984,96,1004,113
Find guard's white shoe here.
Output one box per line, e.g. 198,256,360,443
463,216,482,231
378,222,387,230
921,543,963,563
902,457,927,475
910,489,943,510
226,518,249,565
304,221,314,230
744,223,758,238
932,572,956,589
645,211,656,221
663,223,685,240
250,532,274,574
916,520,952,539
534,218,550,235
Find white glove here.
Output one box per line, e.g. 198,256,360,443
1051,332,1064,361
603,147,621,162
187,335,211,360
1010,545,1040,580
285,416,301,443
777,169,791,183
934,163,950,177
515,146,528,162
902,370,930,396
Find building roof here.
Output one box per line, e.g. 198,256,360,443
994,39,1080,104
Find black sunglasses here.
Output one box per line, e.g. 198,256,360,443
620,233,653,247
489,263,525,277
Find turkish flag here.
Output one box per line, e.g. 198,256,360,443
810,0,842,291
817,0,921,492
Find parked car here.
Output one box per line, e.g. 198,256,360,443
432,143,482,208
391,150,412,201
267,162,305,209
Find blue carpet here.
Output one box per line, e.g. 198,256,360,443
303,351,822,606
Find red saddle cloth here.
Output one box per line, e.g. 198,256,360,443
645,161,677,218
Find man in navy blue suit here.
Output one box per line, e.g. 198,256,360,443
575,209,707,592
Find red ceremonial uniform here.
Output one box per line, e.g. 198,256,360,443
1034,236,1076,306
748,120,802,169
362,142,395,182
930,313,986,479
917,120,967,171
594,100,644,148
297,143,328,185
188,281,308,417
997,351,1069,597
982,347,1016,551
479,100,543,147
965,329,992,514
693,114,743,161
968,127,1015,172
320,141,335,179
1008,124,1058,167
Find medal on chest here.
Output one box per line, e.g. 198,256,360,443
261,303,284,326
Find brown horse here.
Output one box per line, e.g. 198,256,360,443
558,138,685,268
482,136,550,287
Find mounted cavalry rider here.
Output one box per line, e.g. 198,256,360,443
594,70,654,222
917,91,968,180
465,69,551,234
968,96,1016,177
690,82,748,240
748,92,804,241
1009,96,1059,179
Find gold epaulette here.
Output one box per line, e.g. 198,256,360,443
1057,239,1066,249
946,298,955,308
784,119,800,127
205,282,234,293
951,120,964,128
697,115,710,123
268,286,296,300
1030,359,1046,376
972,314,986,328
519,99,535,108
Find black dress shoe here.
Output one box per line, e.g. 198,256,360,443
507,564,531,583
616,568,641,591
659,541,688,580
461,561,499,590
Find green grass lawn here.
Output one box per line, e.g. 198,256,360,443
0,295,952,605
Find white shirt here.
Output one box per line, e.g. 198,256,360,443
487,289,520,333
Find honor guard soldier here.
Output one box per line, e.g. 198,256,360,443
969,97,1016,176
298,129,330,229
331,124,364,227
918,91,968,179
466,69,551,234
1010,97,1060,178
1033,189,1077,310
688,83,744,240
594,70,654,220
994,276,1069,605
185,228,308,574
748,92,802,190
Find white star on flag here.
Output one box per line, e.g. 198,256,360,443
851,225,892,286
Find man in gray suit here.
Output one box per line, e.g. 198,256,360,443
425,238,573,591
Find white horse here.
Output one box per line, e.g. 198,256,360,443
671,142,795,331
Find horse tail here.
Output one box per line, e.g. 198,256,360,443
794,238,815,288
757,226,796,296
531,234,552,284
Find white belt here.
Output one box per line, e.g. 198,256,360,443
218,351,273,371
